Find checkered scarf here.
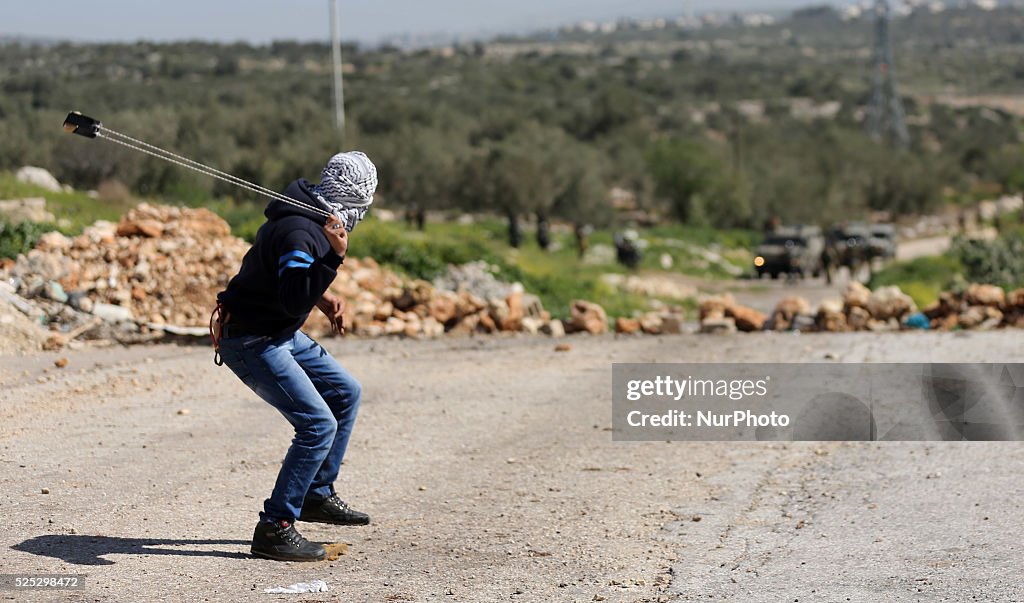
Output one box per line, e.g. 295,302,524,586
310,151,377,232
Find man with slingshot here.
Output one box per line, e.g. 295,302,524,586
214,152,377,562
63,112,377,562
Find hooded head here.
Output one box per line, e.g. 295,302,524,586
311,151,378,232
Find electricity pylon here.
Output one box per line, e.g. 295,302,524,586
866,0,910,148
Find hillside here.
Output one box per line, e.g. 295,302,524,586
0,6,1022,233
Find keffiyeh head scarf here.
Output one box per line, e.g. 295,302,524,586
311,151,378,232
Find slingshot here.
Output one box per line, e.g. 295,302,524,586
62,111,372,219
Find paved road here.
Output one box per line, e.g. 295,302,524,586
1,331,1022,602
895,235,951,262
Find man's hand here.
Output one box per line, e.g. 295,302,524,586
323,216,348,257
316,293,347,335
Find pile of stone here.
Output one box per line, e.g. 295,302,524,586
698,282,1024,334
17,202,1019,349
0,282,51,354
814,282,919,332
697,293,767,334
0,203,576,345
920,284,1024,331
6,203,249,328
814,282,1024,332
433,261,515,301
613,310,686,336
306,259,564,338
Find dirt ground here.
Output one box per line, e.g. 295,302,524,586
1,330,1023,602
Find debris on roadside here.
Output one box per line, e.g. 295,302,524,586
567,300,608,335
323,542,348,560
698,293,764,332
5,202,1023,349
698,282,1024,333
768,296,813,331
262,579,329,594
0,203,581,346
0,282,50,354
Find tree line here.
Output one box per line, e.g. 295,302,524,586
1,6,1023,245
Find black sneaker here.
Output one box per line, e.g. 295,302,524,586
251,519,326,562
299,493,371,526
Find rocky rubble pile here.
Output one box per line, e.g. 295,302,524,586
920,284,1024,331
7,201,1020,350
697,293,767,334
699,282,1024,334
305,258,565,338
0,203,576,346
0,283,50,354
5,204,248,328
612,307,687,336
433,261,516,301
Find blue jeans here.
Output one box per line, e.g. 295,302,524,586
218,330,361,522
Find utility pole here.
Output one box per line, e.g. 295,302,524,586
329,0,346,132
866,0,909,148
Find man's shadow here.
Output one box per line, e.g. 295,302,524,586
13,535,251,566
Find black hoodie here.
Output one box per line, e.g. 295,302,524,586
216,179,343,337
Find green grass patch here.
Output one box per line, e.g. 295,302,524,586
348,218,506,281
346,218,694,319
501,242,641,319
634,224,756,279
0,220,57,259
869,254,964,308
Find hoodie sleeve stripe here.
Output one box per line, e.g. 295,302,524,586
278,250,315,267
278,260,314,277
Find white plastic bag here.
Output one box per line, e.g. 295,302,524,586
263,579,329,594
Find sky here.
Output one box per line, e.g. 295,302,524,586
2,0,827,45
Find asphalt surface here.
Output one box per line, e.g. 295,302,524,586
1,330,1022,602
